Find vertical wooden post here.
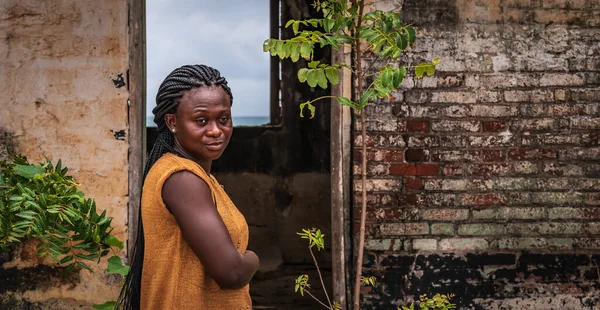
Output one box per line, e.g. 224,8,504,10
330,43,353,310
127,0,146,259
270,0,282,125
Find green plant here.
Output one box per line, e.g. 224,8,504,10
0,151,123,271
295,228,340,310
295,228,377,310
0,151,126,307
264,1,438,308
91,255,130,310
399,294,456,310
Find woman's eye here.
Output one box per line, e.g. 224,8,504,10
196,119,207,124
220,116,230,122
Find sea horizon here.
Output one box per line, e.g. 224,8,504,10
146,115,270,127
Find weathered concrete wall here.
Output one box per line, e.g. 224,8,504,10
0,0,129,308
357,0,600,309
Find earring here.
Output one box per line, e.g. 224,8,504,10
171,128,176,133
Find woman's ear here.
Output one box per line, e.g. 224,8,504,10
165,113,177,132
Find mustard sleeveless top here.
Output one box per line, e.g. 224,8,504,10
140,152,251,309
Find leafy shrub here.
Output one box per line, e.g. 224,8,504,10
0,151,123,272
399,294,456,310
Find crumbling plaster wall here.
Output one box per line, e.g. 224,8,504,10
0,0,129,308
357,0,600,309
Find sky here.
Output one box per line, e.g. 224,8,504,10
146,0,270,121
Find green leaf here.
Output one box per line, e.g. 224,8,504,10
76,261,93,272
307,61,320,69
292,22,299,35
415,62,428,78
300,41,312,60
262,39,271,52
75,252,101,261
323,18,333,33
426,63,436,76
316,69,328,89
59,255,74,265
299,101,316,119
306,19,320,27
306,70,318,88
359,28,375,39
14,165,45,179
393,67,407,89
107,255,130,277
336,97,356,109
325,67,339,85
407,26,416,44
397,30,409,50
273,41,283,57
105,235,124,249
92,301,116,310
290,43,300,62
16,210,37,220
297,68,309,83
281,42,291,59
372,37,386,54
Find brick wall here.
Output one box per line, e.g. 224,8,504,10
356,0,600,308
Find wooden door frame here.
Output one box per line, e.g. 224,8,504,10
127,0,146,257
126,2,352,306
330,45,353,310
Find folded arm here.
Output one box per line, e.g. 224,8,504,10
162,170,259,289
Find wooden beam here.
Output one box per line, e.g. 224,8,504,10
330,43,353,310
269,0,282,125
127,0,146,259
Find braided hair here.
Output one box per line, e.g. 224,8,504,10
117,64,233,309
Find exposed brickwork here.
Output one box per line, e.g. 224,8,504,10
357,0,600,308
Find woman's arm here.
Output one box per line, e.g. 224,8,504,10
162,170,259,289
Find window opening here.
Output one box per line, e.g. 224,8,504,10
146,0,280,128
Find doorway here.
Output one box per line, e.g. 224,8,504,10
130,0,343,309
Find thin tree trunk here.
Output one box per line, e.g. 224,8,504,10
352,1,366,309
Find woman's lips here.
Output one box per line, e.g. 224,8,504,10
205,141,224,151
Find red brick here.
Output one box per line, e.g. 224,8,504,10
482,120,507,132
416,164,440,176
405,177,424,190
406,120,430,132
405,149,427,162
399,194,419,205
389,163,416,175
508,149,557,160
389,163,439,176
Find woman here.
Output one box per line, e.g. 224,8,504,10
118,64,260,309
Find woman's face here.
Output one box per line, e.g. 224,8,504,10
166,86,233,167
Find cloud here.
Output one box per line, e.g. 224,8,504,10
146,0,271,117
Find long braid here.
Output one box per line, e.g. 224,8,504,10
117,64,233,309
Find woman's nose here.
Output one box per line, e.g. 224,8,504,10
206,122,222,137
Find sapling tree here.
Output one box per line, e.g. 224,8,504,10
264,1,438,308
